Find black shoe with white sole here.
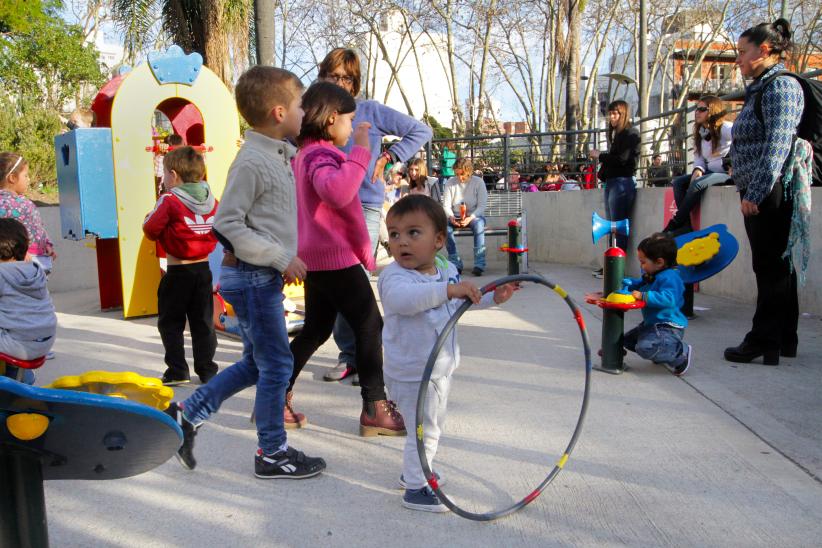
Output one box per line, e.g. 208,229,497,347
164,402,198,470
254,446,326,479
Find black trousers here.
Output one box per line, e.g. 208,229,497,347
289,265,386,402
741,181,799,351
157,262,218,379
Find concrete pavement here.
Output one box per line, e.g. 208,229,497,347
39,262,822,547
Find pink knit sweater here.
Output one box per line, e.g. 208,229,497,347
294,140,375,272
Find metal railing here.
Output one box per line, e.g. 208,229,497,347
424,68,821,191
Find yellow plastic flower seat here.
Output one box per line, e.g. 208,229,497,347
46,371,173,410
605,291,636,304
677,232,721,267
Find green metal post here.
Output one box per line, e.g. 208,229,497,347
507,219,520,276
0,448,49,548
598,247,627,374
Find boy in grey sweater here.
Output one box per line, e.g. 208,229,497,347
164,66,326,480
0,218,57,384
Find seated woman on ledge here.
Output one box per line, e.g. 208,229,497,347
664,95,733,235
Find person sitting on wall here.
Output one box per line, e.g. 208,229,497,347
443,157,488,276
647,154,671,187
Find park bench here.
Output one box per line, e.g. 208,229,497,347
452,190,522,237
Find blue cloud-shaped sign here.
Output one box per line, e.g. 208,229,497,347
147,45,203,86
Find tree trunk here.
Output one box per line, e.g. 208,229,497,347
255,0,276,66
474,0,498,135
565,0,580,159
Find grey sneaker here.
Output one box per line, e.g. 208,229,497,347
399,471,443,489
323,362,356,382
402,486,449,513
667,344,692,377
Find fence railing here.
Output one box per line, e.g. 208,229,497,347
423,68,821,191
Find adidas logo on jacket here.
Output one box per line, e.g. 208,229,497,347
143,182,218,260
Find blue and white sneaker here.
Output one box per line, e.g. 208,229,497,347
402,486,449,513
398,471,443,489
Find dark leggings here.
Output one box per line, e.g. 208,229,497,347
289,265,386,402
741,181,798,351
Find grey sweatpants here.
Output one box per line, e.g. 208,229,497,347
386,375,451,490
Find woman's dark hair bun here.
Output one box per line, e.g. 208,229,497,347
740,18,793,55
772,18,791,40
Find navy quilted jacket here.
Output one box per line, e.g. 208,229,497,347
731,63,804,205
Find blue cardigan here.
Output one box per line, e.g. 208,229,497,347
340,99,433,207
624,268,688,328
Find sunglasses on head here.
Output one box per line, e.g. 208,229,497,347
695,106,709,112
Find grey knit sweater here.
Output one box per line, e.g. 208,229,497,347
214,130,298,272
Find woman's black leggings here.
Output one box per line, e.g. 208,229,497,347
289,265,386,402
741,181,799,351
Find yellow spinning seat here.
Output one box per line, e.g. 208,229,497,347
46,371,173,410
605,292,636,304
677,232,721,267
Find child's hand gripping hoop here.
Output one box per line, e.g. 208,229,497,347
415,273,593,521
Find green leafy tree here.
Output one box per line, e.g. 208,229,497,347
424,114,454,141
0,1,103,190
0,10,103,111
0,0,48,34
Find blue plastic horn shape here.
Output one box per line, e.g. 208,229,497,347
592,212,630,245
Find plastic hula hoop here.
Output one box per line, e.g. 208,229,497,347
414,273,592,521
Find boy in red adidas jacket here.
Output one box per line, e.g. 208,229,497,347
143,146,219,385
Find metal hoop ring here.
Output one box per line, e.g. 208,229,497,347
414,273,593,521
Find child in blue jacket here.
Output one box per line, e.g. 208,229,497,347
623,233,692,376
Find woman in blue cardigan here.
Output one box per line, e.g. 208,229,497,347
315,48,433,386
724,19,803,366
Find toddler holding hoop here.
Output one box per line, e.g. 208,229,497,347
378,194,515,512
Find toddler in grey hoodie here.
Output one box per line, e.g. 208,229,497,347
0,218,57,383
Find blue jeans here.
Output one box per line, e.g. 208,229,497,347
333,204,383,367
670,171,730,227
182,262,292,454
446,216,486,272
603,177,636,251
624,322,687,366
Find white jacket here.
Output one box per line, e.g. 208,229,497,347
378,260,494,382
693,121,733,174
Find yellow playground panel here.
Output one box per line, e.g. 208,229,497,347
110,48,240,317
47,371,174,410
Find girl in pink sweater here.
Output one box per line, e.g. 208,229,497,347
288,82,405,436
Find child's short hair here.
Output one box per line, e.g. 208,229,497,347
0,152,27,183
0,218,29,261
235,66,303,127
386,194,447,236
164,146,206,183
638,232,678,267
68,108,96,128
297,82,357,145
454,157,473,173
166,134,184,146
318,48,362,97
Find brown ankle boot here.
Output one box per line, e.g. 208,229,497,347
284,391,307,429
359,399,406,437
